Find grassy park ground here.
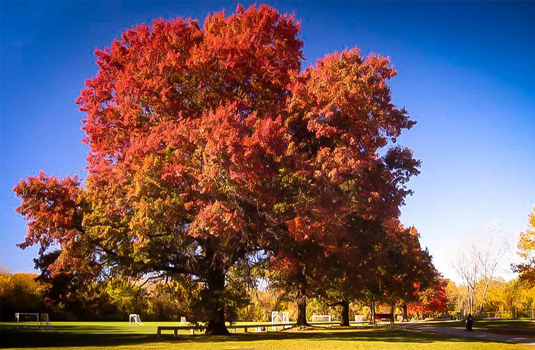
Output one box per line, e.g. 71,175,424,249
1,320,534,350
418,319,535,337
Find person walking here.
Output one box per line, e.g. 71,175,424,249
465,313,474,332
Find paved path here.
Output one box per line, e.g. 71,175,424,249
399,324,535,346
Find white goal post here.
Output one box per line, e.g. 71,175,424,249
311,314,331,322
15,313,39,328
40,313,50,325
483,311,507,319
129,314,144,325
271,311,290,330
40,313,55,331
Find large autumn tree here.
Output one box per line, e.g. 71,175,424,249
16,5,301,334
15,5,420,333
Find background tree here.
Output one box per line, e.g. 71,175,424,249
515,206,535,286
506,278,535,319
269,46,420,327
444,279,464,315
452,225,511,316
33,250,122,321
380,226,438,321
479,278,508,316
0,270,45,321
408,277,448,319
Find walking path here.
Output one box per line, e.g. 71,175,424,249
399,324,535,346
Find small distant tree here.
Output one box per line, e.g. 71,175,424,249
452,225,511,316
408,278,448,318
444,279,464,314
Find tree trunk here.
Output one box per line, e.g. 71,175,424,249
295,269,309,327
205,268,230,335
420,302,424,320
340,300,350,326
402,303,408,321
478,279,492,317
468,286,474,315
370,299,375,325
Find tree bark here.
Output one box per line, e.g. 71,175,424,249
467,285,474,315
420,302,424,320
340,300,350,326
478,277,493,317
370,299,375,325
295,270,309,327
205,268,230,335
402,303,408,321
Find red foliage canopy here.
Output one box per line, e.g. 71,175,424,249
15,4,424,332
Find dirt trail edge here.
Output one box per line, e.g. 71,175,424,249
397,324,535,346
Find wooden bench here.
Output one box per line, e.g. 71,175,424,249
373,313,394,328
308,321,338,325
157,323,294,339
157,325,205,338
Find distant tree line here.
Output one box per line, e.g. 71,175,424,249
2,267,534,323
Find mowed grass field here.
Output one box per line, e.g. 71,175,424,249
1,320,534,350
418,319,535,337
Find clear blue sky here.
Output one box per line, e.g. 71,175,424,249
1,1,534,282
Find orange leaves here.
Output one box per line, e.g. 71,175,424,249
190,200,245,240
195,103,288,198
287,216,308,241
16,5,424,304
12,172,93,279
198,4,302,85
14,172,81,251
289,48,412,155
77,16,203,172
75,6,303,242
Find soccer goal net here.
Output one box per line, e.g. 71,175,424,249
483,311,507,319
271,311,290,330
40,313,55,331
311,315,331,322
15,313,39,327
129,314,144,325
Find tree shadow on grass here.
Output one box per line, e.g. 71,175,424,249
0,327,488,348
175,329,487,345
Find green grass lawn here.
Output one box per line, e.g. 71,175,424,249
418,319,535,336
421,319,535,328
1,321,534,350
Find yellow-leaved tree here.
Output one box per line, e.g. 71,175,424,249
515,207,535,286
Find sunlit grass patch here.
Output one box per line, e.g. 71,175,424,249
1,321,534,350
